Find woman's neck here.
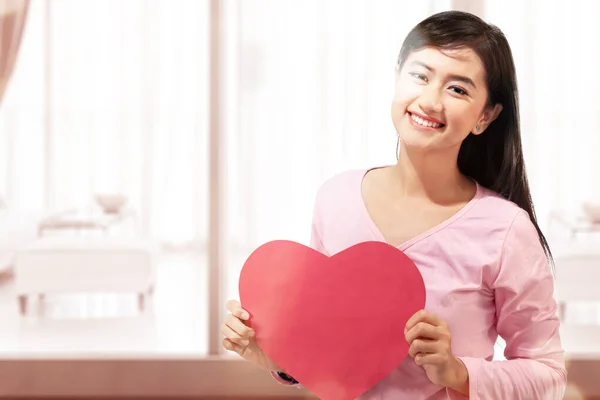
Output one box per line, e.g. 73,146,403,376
389,145,474,204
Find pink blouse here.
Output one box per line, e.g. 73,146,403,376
272,169,567,399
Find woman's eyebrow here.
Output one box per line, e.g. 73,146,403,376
408,60,477,89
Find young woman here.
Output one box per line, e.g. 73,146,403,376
221,10,567,400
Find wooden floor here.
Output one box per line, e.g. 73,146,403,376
4,397,599,400
4,398,599,400
2,393,599,399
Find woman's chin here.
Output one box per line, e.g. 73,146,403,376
398,132,438,152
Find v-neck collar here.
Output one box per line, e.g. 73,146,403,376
357,167,483,251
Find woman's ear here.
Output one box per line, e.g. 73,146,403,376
472,103,503,135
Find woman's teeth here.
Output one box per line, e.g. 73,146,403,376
410,113,442,128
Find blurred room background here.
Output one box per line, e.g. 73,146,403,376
0,0,598,398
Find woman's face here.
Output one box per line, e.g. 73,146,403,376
391,46,501,154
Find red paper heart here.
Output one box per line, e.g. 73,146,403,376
239,240,426,400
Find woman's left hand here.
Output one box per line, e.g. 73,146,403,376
405,310,469,395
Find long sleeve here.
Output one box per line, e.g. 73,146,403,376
450,210,567,399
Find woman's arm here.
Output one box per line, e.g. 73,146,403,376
448,210,567,399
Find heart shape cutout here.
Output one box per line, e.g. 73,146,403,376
239,240,426,400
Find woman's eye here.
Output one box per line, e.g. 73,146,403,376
450,86,468,96
409,72,427,81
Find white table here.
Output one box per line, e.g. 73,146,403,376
14,236,157,315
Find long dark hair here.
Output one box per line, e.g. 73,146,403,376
396,11,553,266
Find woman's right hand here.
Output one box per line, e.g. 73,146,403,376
221,299,281,372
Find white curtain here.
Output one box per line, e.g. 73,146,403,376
482,0,600,231
0,0,210,246
1,0,452,254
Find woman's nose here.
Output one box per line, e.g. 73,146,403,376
418,86,443,114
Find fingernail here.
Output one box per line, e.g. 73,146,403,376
241,339,249,346
241,311,249,319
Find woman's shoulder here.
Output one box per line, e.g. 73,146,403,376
313,168,368,201
314,165,394,196
462,185,549,283
470,183,539,240
310,168,370,221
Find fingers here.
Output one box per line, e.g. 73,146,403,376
222,300,256,354
408,338,438,358
226,299,249,320
226,299,240,312
405,318,451,363
221,323,250,346
223,338,244,354
405,309,446,333
226,312,254,336
414,353,445,366
405,322,441,344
